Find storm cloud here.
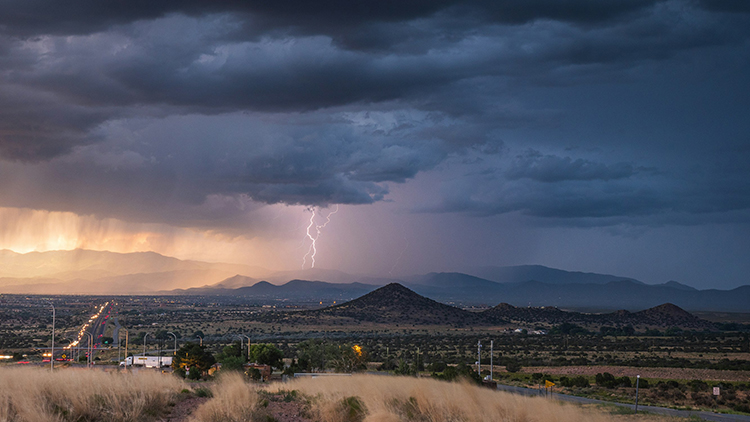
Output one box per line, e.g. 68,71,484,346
0,0,748,229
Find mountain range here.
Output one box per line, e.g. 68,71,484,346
0,249,747,312
261,283,716,330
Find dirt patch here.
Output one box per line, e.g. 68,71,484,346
160,394,209,422
255,393,313,422
522,366,750,382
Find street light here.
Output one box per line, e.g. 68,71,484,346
82,332,93,368
143,333,150,358
123,329,129,369
235,335,244,360
50,303,55,371
196,335,203,346
167,332,177,355
240,334,250,362
490,340,494,381
477,340,482,375
635,375,641,414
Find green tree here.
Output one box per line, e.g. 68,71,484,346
333,344,369,373
221,356,246,372
248,343,284,370
218,341,242,361
172,343,215,380
297,339,339,372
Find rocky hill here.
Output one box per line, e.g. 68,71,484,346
481,302,715,331
316,283,481,326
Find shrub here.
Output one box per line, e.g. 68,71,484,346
505,360,522,373
596,372,616,388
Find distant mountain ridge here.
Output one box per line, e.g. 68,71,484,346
170,278,376,300
266,283,715,330
0,250,747,312
467,265,641,285
483,301,713,330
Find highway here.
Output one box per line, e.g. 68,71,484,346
496,384,750,422
59,301,112,364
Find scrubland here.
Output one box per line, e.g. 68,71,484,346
191,373,616,422
0,367,184,422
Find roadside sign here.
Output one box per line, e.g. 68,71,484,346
713,387,720,396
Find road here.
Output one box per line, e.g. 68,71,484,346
496,384,750,422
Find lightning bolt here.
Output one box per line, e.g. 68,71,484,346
302,204,339,268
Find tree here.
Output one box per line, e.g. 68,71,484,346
221,356,245,372
394,359,414,376
505,359,522,373
333,344,369,373
297,339,338,372
218,341,242,361
172,343,215,380
248,343,284,370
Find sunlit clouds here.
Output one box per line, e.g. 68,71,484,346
0,206,310,270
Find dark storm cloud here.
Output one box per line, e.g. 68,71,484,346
421,145,750,226
0,0,748,225
0,0,663,38
506,150,636,182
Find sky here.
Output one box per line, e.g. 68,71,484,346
0,0,749,289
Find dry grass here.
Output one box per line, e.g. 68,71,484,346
0,367,185,422
263,375,614,422
189,373,261,422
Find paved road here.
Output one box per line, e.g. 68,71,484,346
496,384,750,422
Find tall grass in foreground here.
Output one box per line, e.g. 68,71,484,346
189,373,260,422
277,375,612,422
0,367,185,422
192,374,613,422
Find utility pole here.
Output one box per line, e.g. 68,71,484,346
477,340,482,375
50,303,55,371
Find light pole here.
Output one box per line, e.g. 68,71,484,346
124,329,129,368
635,375,640,414
143,333,150,358
477,340,482,376
167,332,177,355
240,334,250,362
82,332,93,368
490,340,493,381
235,335,244,360
50,304,55,371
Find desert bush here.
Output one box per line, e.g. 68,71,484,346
0,366,184,422
190,372,260,422
560,376,589,388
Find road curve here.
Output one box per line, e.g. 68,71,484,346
495,383,750,422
